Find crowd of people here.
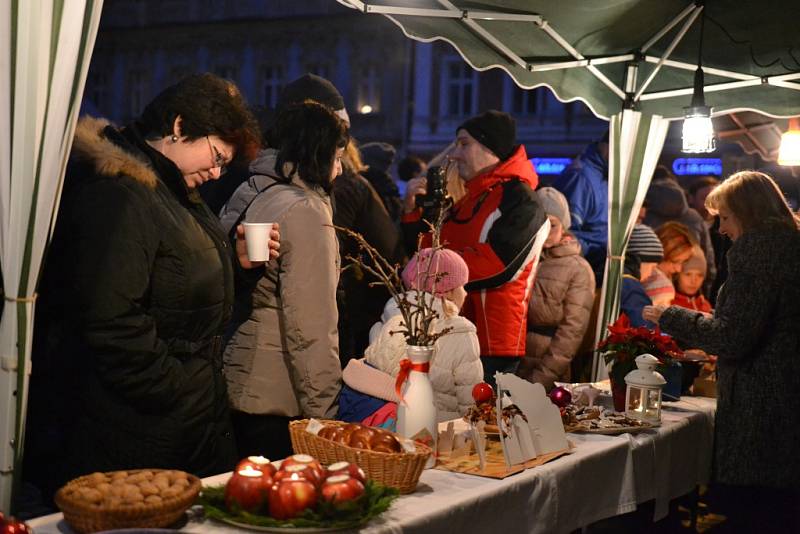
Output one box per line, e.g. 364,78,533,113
20,72,799,527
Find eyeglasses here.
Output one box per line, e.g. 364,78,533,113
206,136,228,175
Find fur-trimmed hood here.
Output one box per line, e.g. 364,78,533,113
72,116,158,189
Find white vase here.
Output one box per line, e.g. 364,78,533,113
396,345,437,468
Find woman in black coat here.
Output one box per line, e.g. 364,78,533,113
26,74,278,500
644,171,800,532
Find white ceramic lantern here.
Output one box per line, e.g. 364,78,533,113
624,354,666,424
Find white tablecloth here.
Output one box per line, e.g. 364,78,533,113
29,397,715,534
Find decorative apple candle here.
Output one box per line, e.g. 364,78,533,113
224,465,273,512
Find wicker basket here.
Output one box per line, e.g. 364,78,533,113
54,469,201,533
289,419,431,494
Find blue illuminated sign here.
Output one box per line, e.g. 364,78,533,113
531,158,572,175
672,158,722,176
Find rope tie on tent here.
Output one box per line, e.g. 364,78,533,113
610,255,625,260
3,294,37,303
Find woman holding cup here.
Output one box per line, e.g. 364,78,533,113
28,74,280,498
220,101,348,460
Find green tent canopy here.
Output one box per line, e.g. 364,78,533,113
339,0,800,119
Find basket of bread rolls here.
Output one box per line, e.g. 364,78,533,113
289,420,431,494
54,469,201,533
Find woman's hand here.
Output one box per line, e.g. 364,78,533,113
642,304,667,325
235,222,280,269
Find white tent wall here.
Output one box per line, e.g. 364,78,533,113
0,0,104,512
592,110,670,380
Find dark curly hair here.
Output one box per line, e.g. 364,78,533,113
137,73,261,163
272,101,349,193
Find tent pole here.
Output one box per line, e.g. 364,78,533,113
643,56,756,81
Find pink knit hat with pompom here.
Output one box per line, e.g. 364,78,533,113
402,248,469,296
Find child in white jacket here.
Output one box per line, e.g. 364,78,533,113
364,248,483,421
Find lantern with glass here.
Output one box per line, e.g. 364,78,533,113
624,354,666,424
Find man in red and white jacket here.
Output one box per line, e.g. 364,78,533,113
402,110,546,386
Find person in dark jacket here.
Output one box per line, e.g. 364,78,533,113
402,110,547,387
26,74,276,501
335,141,405,361
644,171,800,532
552,137,609,280
621,224,662,328
644,166,715,288
361,141,403,223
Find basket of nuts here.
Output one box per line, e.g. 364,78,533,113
54,469,201,533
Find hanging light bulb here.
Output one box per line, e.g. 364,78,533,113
682,67,715,153
682,7,715,154
778,117,800,166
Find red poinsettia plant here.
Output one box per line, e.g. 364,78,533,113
597,314,684,385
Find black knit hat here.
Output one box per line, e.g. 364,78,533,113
278,74,349,123
457,110,517,160
361,142,397,172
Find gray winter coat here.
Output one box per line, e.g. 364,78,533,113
220,149,342,419
659,225,800,489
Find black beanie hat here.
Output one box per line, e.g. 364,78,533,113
277,74,348,121
457,110,517,160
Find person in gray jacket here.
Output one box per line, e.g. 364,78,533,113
219,101,347,460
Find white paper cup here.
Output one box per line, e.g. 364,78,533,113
242,222,274,262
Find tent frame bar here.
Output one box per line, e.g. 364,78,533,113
528,54,635,72
536,20,626,99
640,71,800,100
343,0,543,22
643,55,757,81
633,5,703,101
641,3,698,53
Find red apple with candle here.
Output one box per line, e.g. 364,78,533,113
320,474,365,504
472,382,494,404
0,517,30,534
224,465,273,512
325,461,367,484
235,455,277,477
268,478,318,520
280,454,324,484
274,464,323,487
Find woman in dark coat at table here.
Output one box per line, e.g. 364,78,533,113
644,171,800,532
26,74,277,500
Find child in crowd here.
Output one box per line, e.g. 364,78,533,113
643,221,697,306
622,224,664,327
342,248,483,423
518,188,595,390
671,246,713,313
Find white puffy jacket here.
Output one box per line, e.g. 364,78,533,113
364,294,483,421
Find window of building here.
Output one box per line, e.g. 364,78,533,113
511,86,540,116
441,58,476,117
261,65,284,108
88,72,108,111
356,64,381,114
214,65,238,81
306,63,331,80
128,70,149,119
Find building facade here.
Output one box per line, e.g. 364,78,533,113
83,0,608,166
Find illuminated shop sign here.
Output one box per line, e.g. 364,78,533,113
531,158,572,175
672,158,722,176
